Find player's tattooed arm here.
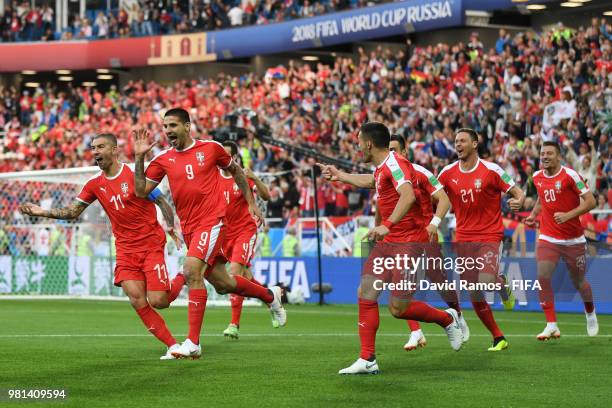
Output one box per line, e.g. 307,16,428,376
133,127,158,198
19,200,88,220
244,168,270,201
154,195,175,230
507,185,525,212
154,195,182,248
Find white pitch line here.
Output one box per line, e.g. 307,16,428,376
0,333,609,338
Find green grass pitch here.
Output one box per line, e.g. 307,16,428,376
0,300,611,408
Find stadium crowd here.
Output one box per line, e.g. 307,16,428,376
0,0,372,42
1,19,611,245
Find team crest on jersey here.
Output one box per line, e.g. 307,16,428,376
474,179,482,192
121,182,129,196
555,181,562,192
196,152,205,166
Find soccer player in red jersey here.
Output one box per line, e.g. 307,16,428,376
319,122,463,375
524,141,598,340
219,141,271,339
388,135,467,351
437,128,525,352
19,133,186,359
133,108,286,359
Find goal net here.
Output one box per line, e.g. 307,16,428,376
0,165,263,306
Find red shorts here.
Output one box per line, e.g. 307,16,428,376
536,240,586,275
114,246,169,291
223,228,258,266
455,241,503,282
362,241,426,300
183,218,227,267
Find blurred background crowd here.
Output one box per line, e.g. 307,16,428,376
1,17,611,254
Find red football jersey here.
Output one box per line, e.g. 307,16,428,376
374,152,427,242
438,159,515,242
218,170,257,237
77,163,165,252
412,163,443,222
145,139,232,235
533,166,589,242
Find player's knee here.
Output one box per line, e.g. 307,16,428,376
229,264,243,277
149,299,169,309
128,295,147,309
183,268,201,285
214,281,231,294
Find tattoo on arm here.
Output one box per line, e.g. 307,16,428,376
46,201,87,220
155,196,175,229
134,154,147,197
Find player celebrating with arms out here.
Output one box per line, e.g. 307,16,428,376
525,141,598,340
437,128,525,352
133,108,286,360
219,141,271,339
20,133,186,360
319,122,463,375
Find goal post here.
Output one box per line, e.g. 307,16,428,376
0,165,263,306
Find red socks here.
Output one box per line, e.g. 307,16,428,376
233,275,273,304
187,288,208,345
136,305,176,347
358,299,379,360
538,278,557,322
230,294,244,326
168,273,185,303
407,320,421,331
472,301,504,338
398,301,452,327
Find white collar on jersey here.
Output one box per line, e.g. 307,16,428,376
104,163,125,180
459,158,480,174
175,139,196,152
376,152,392,169
542,166,564,179
218,168,232,179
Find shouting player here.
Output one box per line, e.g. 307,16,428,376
19,133,185,360
437,128,525,351
133,108,286,360
388,135,467,351
319,122,463,375
525,141,598,340
219,141,271,339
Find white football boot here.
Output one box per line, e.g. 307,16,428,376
537,323,561,341
338,358,380,375
403,329,427,351
268,286,287,327
444,308,463,351
171,339,202,360
160,344,181,360
586,311,599,337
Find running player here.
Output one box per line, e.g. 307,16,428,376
437,128,525,352
19,133,185,360
318,122,463,375
388,135,467,351
219,140,271,339
524,141,598,340
133,108,286,360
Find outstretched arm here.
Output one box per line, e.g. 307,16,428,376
20,201,88,220
317,163,375,189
